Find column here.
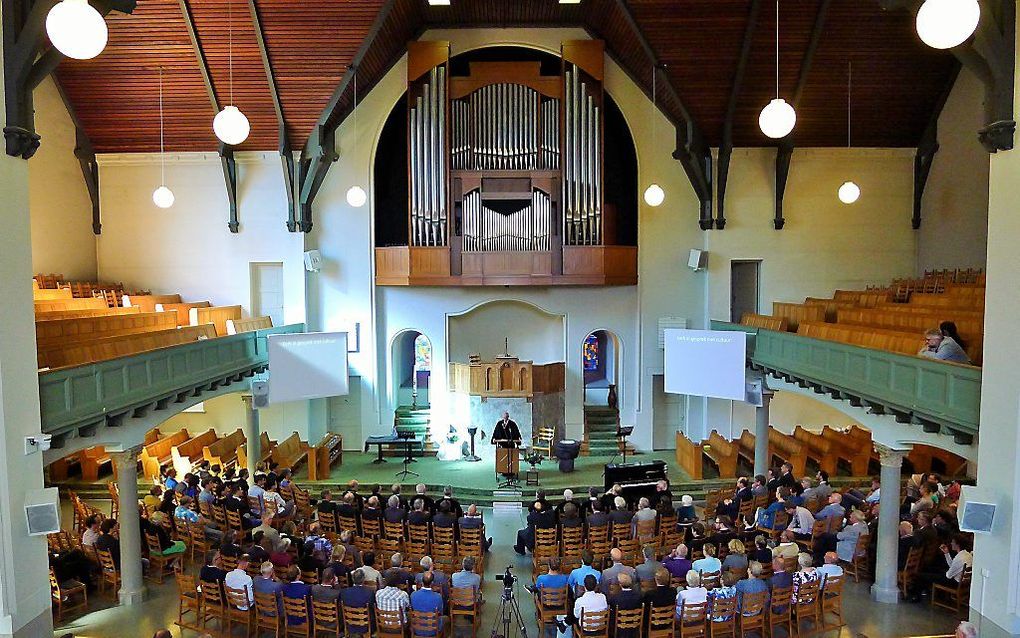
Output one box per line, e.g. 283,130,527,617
753,393,771,476
112,447,146,605
872,445,908,604
242,394,260,478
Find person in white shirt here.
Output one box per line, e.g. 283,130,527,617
224,554,254,610
908,534,973,601
573,574,608,628
785,502,816,540
676,570,708,619
81,514,102,547
815,552,843,585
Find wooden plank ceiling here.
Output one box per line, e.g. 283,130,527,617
54,0,957,154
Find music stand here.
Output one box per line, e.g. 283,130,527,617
395,431,419,480
465,427,481,462
606,425,635,468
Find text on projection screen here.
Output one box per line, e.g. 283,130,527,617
267,332,349,403
663,328,746,401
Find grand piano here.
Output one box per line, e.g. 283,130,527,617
604,460,668,503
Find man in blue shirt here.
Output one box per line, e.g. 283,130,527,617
735,561,770,608
451,557,481,602
410,572,445,636
280,565,311,626
535,557,569,591
567,550,601,592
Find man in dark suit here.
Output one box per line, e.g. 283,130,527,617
769,556,793,590
643,569,678,633
601,484,623,512
914,511,940,567
413,484,436,513
609,496,632,524
339,569,374,634
776,463,797,490
224,484,257,529
490,412,522,446
610,572,643,638
408,499,431,525
336,492,358,521
514,501,556,555
383,496,406,523
433,500,458,529
361,496,382,523
586,502,609,528
437,486,463,519
318,489,337,515
458,504,492,551
560,502,583,528
898,521,915,570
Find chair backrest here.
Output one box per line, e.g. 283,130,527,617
301,569,319,585
538,585,568,611
201,581,225,608
959,566,973,590
449,586,477,611
700,569,721,589
740,590,767,617
410,610,443,636
376,607,404,631
342,602,371,630
680,600,708,624
822,574,844,598
144,531,163,555
614,606,644,631
635,518,657,541
311,599,340,627
770,586,792,613
710,594,737,622
225,585,250,610
221,556,239,572
903,547,921,572
796,577,820,605
577,607,610,635
649,603,676,631
282,594,309,625
97,549,117,573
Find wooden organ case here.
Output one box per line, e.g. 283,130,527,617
375,40,638,287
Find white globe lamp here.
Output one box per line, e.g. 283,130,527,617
46,0,108,60
759,98,797,139
838,181,861,205
916,0,980,49
213,105,250,145
346,185,367,208
643,184,665,207
152,185,175,209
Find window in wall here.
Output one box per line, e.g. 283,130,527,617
583,333,599,371
414,334,432,371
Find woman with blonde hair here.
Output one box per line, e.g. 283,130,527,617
721,538,748,572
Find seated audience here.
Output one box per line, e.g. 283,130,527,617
816,551,843,584
415,556,449,598
535,556,568,592
375,571,411,622
918,328,971,364
907,534,973,602
253,560,283,597
225,554,254,610
611,572,642,637
691,543,722,575
708,572,740,622
567,551,601,591
791,553,819,604
600,547,637,594
410,572,444,634
736,561,769,606
636,545,664,587
722,539,748,572
573,574,609,625
359,551,383,588
676,494,697,523
644,567,678,609
383,552,414,589
676,570,708,618
452,557,481,601
662,543,693,581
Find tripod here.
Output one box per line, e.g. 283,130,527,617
489,584,529,638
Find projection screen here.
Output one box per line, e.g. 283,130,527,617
267,332,350,404
663,328,747,401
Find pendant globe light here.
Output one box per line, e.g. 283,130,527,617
212,0,250,145
838,62,860,205
45,0,108,60
643,64,665,207
346,70,368,208
152,67,175,209
759,0,796,139
916,0,980,50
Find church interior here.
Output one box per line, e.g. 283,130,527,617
1,0,1017,636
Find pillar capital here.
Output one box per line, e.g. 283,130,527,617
110,446,144,470
874,444,910,468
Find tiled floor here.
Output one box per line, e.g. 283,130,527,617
54,507,964,637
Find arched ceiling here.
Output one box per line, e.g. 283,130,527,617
52,0,957,153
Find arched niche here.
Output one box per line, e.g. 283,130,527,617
389,329,432,410
583,329,621,407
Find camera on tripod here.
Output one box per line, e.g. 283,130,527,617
495,565,516,589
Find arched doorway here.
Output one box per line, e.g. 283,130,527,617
390,330,432,409
582,330,620,407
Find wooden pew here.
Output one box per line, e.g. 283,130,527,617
792,426,837,476
226,316,274,335
270,432,310,470
203,428,246,470
122,294,182,312
140,429,191,481
675,432,704,480
34,288,73,301
737,430,756,468
768,428,807,477
171,428,219,476
907,444,969,477
704,431,738,479
34,307,141,321
144,428,162,445
906,292,984,310
797,322,930,359
35,311,178,349
308,432,344,480
190,305,243,337
80,446,112,481
34,298,108,313
37,324,218,369
237,432,276,470
156,301,211,326
803,298,856,322
820,426,872,476
49,452,81,482
772,302,825,332
739,313,788,332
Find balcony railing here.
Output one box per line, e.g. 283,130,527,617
38,324,304,440
711,321,981,441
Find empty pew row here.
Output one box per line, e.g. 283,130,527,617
203,428,246,470
237,432,277,470
156,301,211,326
171,428,219,476
227,316,274,335
834,310,983,362
734,429,808,478
819,425,873,477
140,429,192,481
802,298,858,322
797,322,924,358
739,313,788,332
123,294,182,313
35,311,178,349
190,305,243,337
307,432,344,480
906,292,985,310
34,287,73,301
34,298,108,313
37,324,217,370
35,307,141,321
771,302,825,332
270,432,310,470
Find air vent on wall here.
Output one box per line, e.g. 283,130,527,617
658,317,689,349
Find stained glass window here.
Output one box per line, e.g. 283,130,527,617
414,334,432,370
583,333,599,371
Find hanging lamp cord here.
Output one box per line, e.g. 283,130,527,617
159,66,165,186
775,0,780,99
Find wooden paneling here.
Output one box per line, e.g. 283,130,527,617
34,298,108,313
38,324,217,370
227,316,273,334
35,307,142,321
36,311,178,349
532,363,565,394
190,305,243,336
156,301,211,326
34,288,73,301
123,294,183,312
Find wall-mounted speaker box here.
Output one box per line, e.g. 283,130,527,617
959,500,996,534
303,250,322,272
688,249,708,271
252,381,270,409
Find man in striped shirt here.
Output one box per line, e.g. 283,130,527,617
375,572,410,622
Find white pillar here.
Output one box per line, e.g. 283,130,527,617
242,394,260,478
112,448,147,605
753,394,771,476
872,445,908,604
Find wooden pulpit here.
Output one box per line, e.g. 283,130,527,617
495,446,520,477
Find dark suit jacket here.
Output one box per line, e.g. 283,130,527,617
459,515,484,530
336,503,358,519
586,512,609,528
383,507,406,523
609,509,633,525
408,511,431,525
433,512,457,528
361,507,381,521
530,509,557,530
612,588,643,610
735,487,753,503
95,534,121,568
643,586,677,612
560,515,583,528
438,498,463,519
317,500,337,514
898,535,915,570
340,585,373,608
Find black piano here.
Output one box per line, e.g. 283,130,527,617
604,460,668,503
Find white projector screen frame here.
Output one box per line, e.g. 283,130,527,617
267,332,350,404
663,328,747,401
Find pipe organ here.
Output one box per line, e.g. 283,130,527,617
376,40,637,287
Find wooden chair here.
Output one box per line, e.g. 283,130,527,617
647,604,676,638
635,518,658,544
254,591,284,637
282,594,312,637
616,538,641,567
613,606,644,636
199,580,228,635
221,555,239,572
144,530,176,584
410,609,447,638
533,427,555,458
96,549,120,599
361,517,381,541
432,524,456,553
450,586,480,634
311,598,343,637
737,590,767,636
708,595,737,637
533,527,559,570
611,522,631,543
534,585,568,633
384,519,406,541
677,600,708,637
932,566,972,614
301,569,320,585
188,522,212,565
897,547,921,598
174,570,201,633
49,568,87,622
375,607,407,637
225,585,255,636
821,574,845,629
573,607,610,637
341,602,371,636
796,520,828,551
338,514,359,536
767,586,793,638
587,523,609,547
794,577,823,634
844,533,871,583
226,508,244,533
699,569,721,590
